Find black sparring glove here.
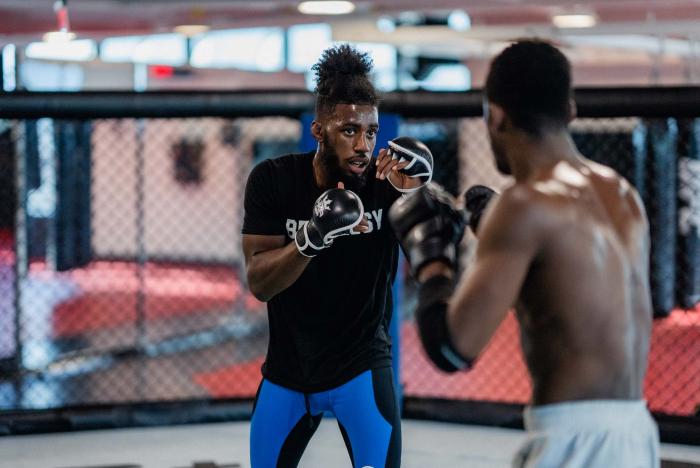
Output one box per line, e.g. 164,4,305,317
295,188,365,257
386,136,434,193
464,185,497,234
388,182,466,277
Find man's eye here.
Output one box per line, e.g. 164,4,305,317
343,128,355,135
367,130,377,138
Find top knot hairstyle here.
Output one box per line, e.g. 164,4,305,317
486,40,572,137
312,44,379,118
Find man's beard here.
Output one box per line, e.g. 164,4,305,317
320,137,368,192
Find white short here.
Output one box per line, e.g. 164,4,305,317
513,399,660,468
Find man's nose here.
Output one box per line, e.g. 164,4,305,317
354,134,370,153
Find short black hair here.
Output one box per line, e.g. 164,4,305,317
312,44,379,118
485,40,572,136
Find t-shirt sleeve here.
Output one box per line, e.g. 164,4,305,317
242,161,286,236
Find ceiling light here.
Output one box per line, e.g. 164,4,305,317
2,45,17,92
420,64,471,92
26,39,96,62
376,16,395,33
448,10,471,32
174,24,210,37
397,11,423,25
43,31,77,42
298,1,355,15
552,14,597,29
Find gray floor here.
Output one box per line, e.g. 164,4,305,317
2,419,700,468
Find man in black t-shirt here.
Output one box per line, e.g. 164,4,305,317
242,45,432,468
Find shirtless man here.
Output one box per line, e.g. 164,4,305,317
389,39,660,467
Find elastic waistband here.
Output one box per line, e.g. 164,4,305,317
524,399,652,432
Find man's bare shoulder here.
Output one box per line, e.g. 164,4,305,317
583,159,646,221
486,184,554,235
501,183,539,201
583,159,635,195
499,182,564,222
583,158,620,181
495,184,540,217
495,167,601,236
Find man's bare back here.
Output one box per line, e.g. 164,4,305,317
513,159,653,405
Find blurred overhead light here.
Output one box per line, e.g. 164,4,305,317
26,39,96,61
173,24,210,37
287,23,332,73
447,10,471,32
420,64,471,92
376,16,396,33
2,45,16,91
298,1,355,15
386,11,467,29
356,42,397,91
552,14,597,28
43,31,77,42
132,34,187,65
397,11,423,25
101,34,187,66
190,28,284,71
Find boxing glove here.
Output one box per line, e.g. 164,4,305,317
389,182,466,276
386,136,434,193
295,188,365,257
464,185,497,234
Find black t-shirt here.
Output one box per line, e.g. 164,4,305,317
242,151,401,392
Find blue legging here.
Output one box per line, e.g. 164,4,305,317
250,366,401,468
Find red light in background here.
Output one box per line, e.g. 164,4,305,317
149,65,174,79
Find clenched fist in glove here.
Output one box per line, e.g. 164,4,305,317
296,188,365,257
388,182,466,277
464,185,498,234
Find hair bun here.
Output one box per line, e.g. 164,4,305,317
313,44,373,92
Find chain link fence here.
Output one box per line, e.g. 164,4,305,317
0,91,698,433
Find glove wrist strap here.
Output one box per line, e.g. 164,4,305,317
295,223,324,258
387,174,432,193
410,242,457,277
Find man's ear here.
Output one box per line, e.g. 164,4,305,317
488,102,508,133
568,98,578,123
311,120,323,142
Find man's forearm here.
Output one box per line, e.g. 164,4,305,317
415,274,473,372
247,242,312,302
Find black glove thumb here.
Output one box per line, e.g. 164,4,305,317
464,185,497,233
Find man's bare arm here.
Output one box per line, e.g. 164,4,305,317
242,234,312,302
446,186,543,360
389,183,541,372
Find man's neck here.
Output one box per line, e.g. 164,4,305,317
506,130,582,181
